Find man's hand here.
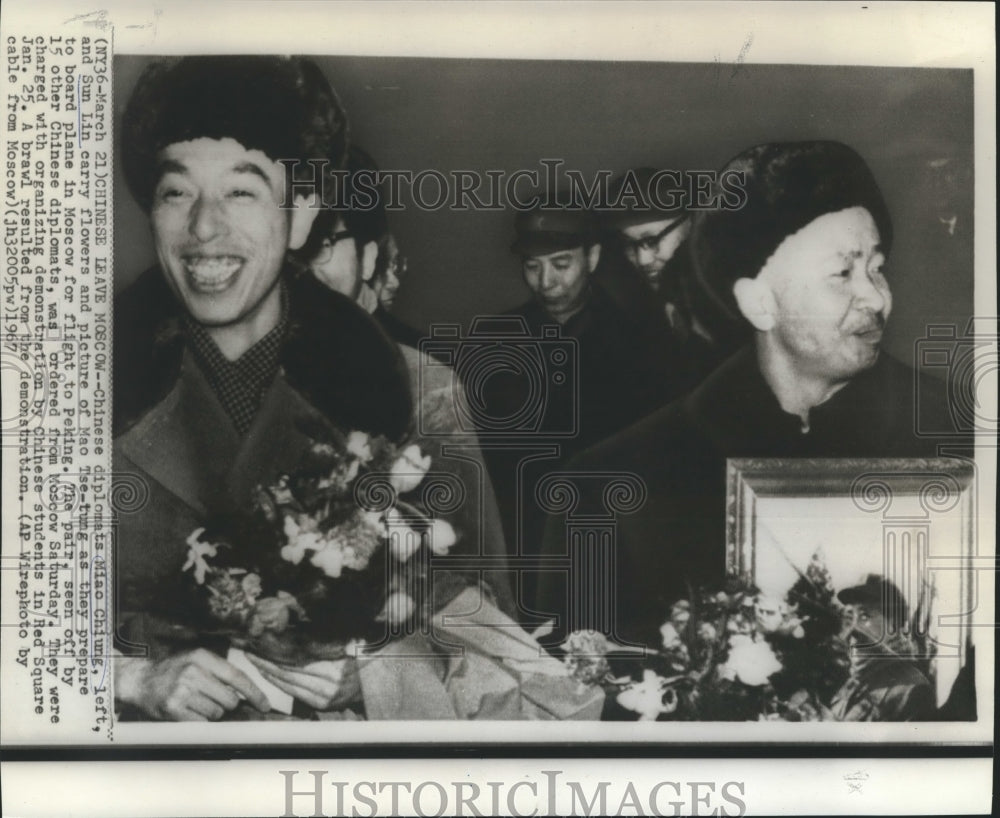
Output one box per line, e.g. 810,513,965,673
117,649,271,721
245,654,362,711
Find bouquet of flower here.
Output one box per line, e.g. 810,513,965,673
563,551,851,721
178,415,458,666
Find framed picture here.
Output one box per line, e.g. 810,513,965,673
726,457,977,711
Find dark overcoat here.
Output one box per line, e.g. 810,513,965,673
113,268,510,658
534,345,967,651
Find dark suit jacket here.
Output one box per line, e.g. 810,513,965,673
830,659,935,721
534,345,967,651
473,284,695,610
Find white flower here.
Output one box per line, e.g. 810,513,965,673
660,622,683,650
426,518,457,555
281,530,323,565
241,573,263,603
792,625,805,639
362,510,386,535
310,541,345,578
697,622,718,642
669,600,691,631
182,528,218,585
389,534,421,563
389,444,432,493
378,591,416,625
346,431,374,463
721,634,782,686
617,670,677,721
342,544,370,572
271,475,294,505
385,508,421,562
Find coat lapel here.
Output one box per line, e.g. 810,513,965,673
118,351,240,516
118,351,318,517
225,372,315,509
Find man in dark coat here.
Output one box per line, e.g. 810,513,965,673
830,575,935,721
112,57,509,721
474,205,690,608
534,141,968,654
595,167,741,390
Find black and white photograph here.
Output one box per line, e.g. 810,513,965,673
108,47,982,727
0,1,995,815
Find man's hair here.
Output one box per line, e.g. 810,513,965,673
121,56,349,212
297,144,390,264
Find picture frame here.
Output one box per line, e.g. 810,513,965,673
726,456,977,710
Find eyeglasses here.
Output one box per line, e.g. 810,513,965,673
387,253,408,278
313,229,355,264
622,217,688,255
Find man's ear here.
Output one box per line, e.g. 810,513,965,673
287,192,321,251
360,241,378,283
586,243,602,273
732,276,777,332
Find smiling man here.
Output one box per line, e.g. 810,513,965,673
111,57,421,721
535,142,964,658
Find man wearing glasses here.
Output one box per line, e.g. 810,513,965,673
598,167,736,390
300,146,423,350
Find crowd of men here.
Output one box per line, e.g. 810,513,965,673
112,56,971,721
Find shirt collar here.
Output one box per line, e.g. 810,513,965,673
184,283,289,436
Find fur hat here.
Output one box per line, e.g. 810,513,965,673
122,56,349,212
690,141,893,321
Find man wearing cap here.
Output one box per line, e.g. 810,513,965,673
506,205,603,332
501,203,687,440
477,205,686,595
535,141,964,653
831,575,935,721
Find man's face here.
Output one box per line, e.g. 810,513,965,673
521,246,593,320
151,137,297,329
758,206,892,383
847,602,888,658
375,234,404,309
620,216,690,288
309,217,363,299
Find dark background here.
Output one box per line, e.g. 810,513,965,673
113,56,973,371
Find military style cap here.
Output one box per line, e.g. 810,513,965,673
510,207,596,257
838,574,910,623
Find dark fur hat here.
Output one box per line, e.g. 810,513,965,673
121,56,349,211
690,141,893,321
